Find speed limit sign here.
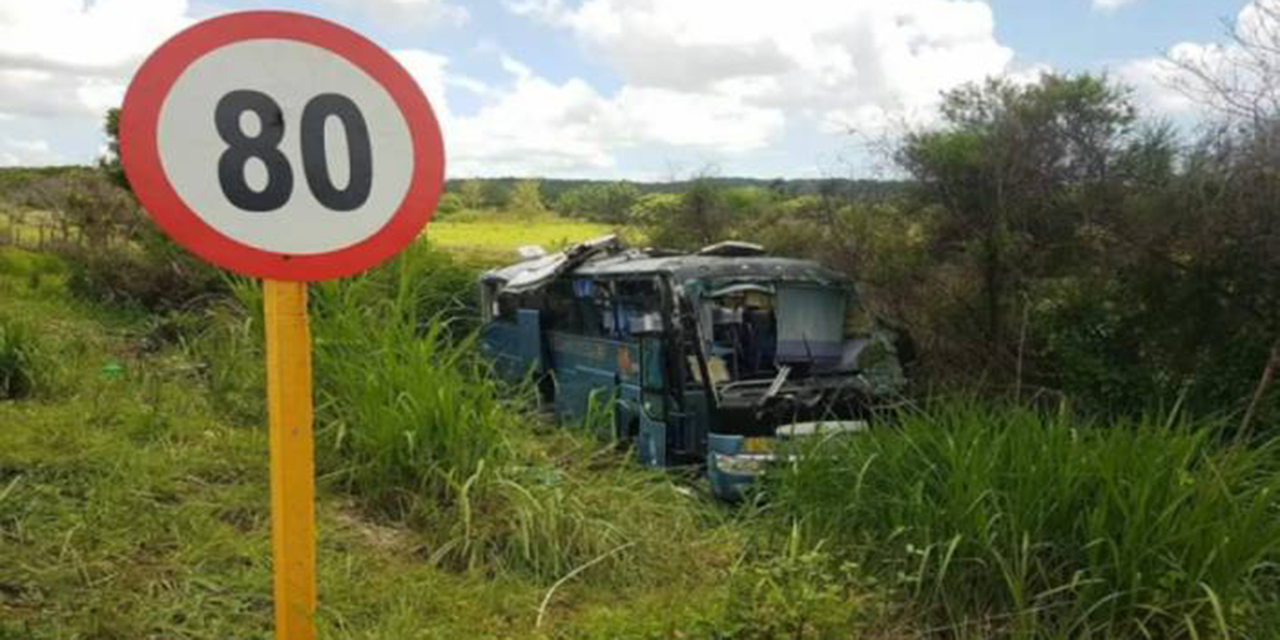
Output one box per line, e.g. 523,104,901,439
120,11,444,281
119,12,446,640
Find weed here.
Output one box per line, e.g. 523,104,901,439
0,240,747,639
0,315,44,399
722,524,881,640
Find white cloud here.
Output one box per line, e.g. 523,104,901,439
0,0,192,74
393,49,455,125
394,46,784,176
613,87,784,151
1092,0,1141,12
1115,56,1198,116
0,137,62,166
1114,0,1279,119
318,0,468,28
0,0,195,164
0,0,192,122
508,0,1014,138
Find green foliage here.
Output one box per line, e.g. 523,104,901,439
898,74,1142,363
0,315,44,399
0,246,65,283
61,226,228,312
720,528,879,640
435,191,465,217
194,242,722,585
98,107,128,190
455,178,486,209
483,179,512,209
507,179,547,222
309,280,517,511
18,170,139,248
0,244,751,639
637,178,742,250
769,401,1280,638
555,182,641,223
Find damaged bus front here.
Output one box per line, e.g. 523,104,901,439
479,236,906,499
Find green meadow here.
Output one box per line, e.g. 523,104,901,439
422,212,623,264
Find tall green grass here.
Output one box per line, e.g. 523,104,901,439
0,314,45,399
199,241,723,585
768,402,1280,639
309,275,520,511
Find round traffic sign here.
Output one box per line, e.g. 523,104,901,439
120,11,444,281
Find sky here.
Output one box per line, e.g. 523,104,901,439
0,0,1263,180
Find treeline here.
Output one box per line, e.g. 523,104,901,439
636,73,1280,434
438,176,907,223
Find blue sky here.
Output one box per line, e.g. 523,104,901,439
0,0,1260,179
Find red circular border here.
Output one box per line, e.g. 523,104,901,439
120,11,445,281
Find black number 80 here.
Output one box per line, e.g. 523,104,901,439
215,89,373,212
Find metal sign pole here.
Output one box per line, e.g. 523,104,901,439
264,279,316,640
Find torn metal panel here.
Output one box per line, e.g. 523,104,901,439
482,234,621,293
697,241,765,256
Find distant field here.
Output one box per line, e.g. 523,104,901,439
423,213,626,264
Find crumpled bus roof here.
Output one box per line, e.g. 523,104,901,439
481,235,849,293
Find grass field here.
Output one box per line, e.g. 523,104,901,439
0,246,888,639
5,214,1279,639
422,211,627,264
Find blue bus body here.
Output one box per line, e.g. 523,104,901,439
479,237,905,499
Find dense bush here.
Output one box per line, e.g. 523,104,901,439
61,229,227,312
768,402,1280,639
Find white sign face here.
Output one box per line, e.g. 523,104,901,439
156,39,414,255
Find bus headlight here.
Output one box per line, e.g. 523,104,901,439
711,451,773,476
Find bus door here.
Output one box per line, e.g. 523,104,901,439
637,333,669,467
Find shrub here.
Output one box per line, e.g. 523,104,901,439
61,227,227,312
768,402,1280,639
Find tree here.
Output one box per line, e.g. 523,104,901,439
1170,0,1280,124
434,192,464,217
456,179,485,210
638,177,737,251
897,74,1139,363
1162,2,1280,437
96,108,129,191
482,180,511,210
506,179,546,223
20,171,139,249
554,182,641,223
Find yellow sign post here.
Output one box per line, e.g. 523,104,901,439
119,13,445,640
264,280,316,640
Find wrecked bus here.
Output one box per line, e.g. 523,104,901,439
479,235,906,499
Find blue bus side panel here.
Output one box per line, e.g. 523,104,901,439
549,333,638,425
479,311,544,383
616,382,642,442
480,321,526,382
638,415,666,467
516,310,543,371
680,390,711,458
